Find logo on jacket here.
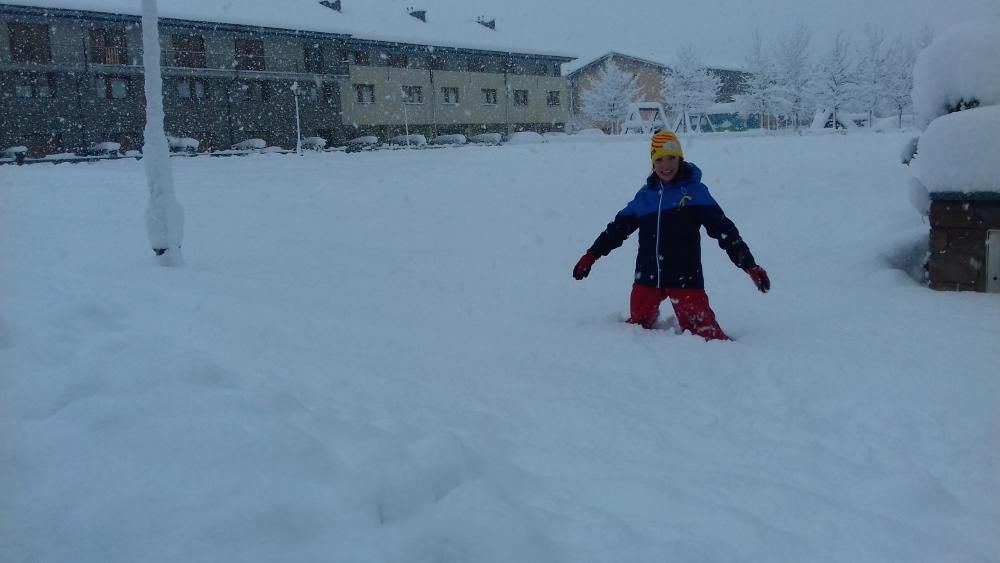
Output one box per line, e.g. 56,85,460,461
678,195,693,207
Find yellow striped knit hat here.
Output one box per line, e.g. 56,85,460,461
650,130,683,162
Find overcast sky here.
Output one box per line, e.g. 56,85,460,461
488,0,1000,69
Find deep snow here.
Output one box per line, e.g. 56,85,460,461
1,132,998,562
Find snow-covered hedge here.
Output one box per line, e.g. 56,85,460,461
301,137,328,150
389,134,427,147
232,138,267,151
167,136,200,152
912,19,1000,128
347,136,379,146
430,134,467,145
469,133,502,145
3,146,28,157
89,141,121,155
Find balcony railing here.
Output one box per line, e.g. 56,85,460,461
92,47,127,65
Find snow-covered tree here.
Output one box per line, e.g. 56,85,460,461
884,35,917,128
660,45,721,133
735,30,783,130
773,21,815,129
814,31,857,130
579,60,640,135
855,24,891,127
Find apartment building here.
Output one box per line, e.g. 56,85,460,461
0,2,574,156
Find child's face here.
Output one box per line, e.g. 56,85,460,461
653,155,680,183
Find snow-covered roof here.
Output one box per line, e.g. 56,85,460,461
1,0,575,59
565,50,743,78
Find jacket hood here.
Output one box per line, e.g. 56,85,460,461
646,161,702,190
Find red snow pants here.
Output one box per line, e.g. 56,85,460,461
626,283,730,341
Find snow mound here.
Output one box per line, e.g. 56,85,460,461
389,134,427,147
506,131,543,144
348,136,379,145
912,105,1000,193
232,138,267,151
301,137,328,150
912,19,1000,128
167,136,200,152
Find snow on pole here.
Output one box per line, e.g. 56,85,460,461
141,0,184,266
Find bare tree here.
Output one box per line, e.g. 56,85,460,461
580,60,640,134
884,35,917,128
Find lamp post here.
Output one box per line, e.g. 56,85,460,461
290,81,302,156
401,87,410,148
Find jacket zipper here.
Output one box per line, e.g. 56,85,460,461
656,181,664,288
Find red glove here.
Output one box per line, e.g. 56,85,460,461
573,252,598,280
745,265,770,293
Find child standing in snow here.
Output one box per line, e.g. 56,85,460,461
572,131,770,341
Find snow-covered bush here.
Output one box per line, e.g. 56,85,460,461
87,141,121,156
912,20,1000,129
469,133,502,145
389,134,427,147
430,134,467,145
3,146,27,157
301,136,328,150
232,138,267,151
167,136,200,153
347,136,379,146
574,128,607,136
910,19,1000,193
260,146,286,154
506,131,543,144
542,132,570,142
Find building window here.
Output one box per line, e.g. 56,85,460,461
95,75,131,99
547,90,561,106
236,80,268,102
513,89,528,106
552,63,561,77
172,33,206,68
385,53,408,68
353,50,369,65
235,38,265,71
401,85,423,104
304,43,323,73
176,78,207,100
303,84,320,102
14,73,54,98
481,88,497,106
354,83,375,104
8,23,51,64
441,86,459,105
322,82,337,103
90,28,128,65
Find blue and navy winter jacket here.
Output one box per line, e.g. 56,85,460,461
588,161,756,289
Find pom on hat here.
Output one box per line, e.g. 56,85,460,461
650,130,683,162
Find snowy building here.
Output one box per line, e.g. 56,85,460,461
0,1,574,155
565,51,748,133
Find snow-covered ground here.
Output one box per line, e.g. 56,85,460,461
1,132,998,563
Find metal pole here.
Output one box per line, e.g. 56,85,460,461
291,81,302,155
